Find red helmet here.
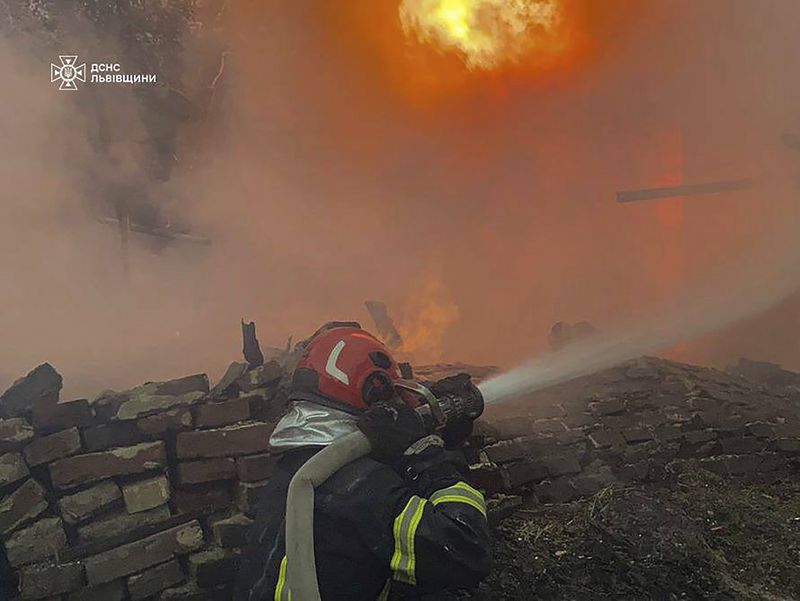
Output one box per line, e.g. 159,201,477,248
288,324,402,413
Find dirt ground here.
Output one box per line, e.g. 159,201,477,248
431,467,800,601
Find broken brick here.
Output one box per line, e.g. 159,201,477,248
32,399,93,434
93,374,209,422
77,506,171,546
194,397,251,429
0,478,47,535
136,408,193,436
207,362,249,400
122,474,171,514
49,442,166,489
83,520,203,585
59,480,122,525
23,427,82,467
176,423,272,459
0,363,62,418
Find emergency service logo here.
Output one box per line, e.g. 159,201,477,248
49,56,157,90
50,55,86,91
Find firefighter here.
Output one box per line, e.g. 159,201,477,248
234,323,492,601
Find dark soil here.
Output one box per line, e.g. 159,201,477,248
431,468,800,601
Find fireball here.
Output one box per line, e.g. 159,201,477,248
399,0,565,70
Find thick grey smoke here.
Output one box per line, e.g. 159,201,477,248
2,1,800,399
480,197,800,404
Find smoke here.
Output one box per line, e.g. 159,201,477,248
2,1,800,398
479,205,800,404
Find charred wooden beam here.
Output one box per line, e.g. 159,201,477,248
241,320,265,369
616,179,754,203
365,301,403,350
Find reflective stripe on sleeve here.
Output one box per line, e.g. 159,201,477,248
429,481,487,517
274,555,292,601
390,495,428,585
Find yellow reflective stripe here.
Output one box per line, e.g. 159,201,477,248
406,498,426,583
390,495,427,585
430,481,487,517
275,555,292,601
431,494,487,516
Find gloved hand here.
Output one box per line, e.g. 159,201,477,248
429,373,481,449
357,399,428,464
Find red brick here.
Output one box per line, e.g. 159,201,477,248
194,398,251,429
24,427,81,467
32,399,93,433
50,442,166,489
0,477,47,534
84,521,203,585
176,423,272,459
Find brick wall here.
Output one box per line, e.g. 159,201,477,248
0,360,286,600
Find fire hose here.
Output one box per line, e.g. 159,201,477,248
285,379,485,601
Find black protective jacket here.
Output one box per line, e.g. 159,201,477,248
233,444,492,601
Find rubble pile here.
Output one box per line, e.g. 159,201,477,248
0,354,797,600
471,356,800,503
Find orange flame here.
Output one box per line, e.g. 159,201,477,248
398,278,461,363
399,0,566,70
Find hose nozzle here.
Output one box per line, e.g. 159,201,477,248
396,373,484,432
